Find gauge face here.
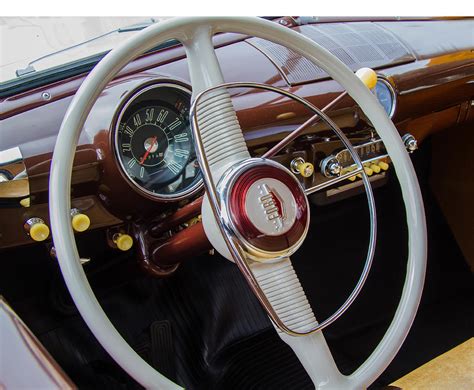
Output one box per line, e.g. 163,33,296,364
115,84,202,199
375,79,395,118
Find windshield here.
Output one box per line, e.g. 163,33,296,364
0,17,170,84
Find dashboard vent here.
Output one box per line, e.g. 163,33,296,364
247,22,414,85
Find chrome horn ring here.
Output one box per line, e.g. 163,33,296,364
190,82,377,336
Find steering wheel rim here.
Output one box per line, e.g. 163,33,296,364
49,17,426,389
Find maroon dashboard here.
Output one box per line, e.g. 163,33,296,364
1,18,473,269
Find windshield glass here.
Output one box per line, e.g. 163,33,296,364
0,16,170,84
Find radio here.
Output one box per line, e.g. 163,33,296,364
272,130,417,205
314,136,390,204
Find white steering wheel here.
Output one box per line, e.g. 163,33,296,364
49,17,427,389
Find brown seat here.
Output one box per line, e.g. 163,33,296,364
390,338,473,389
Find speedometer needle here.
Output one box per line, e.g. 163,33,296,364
139,136,157,165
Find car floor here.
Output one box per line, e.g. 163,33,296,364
1,139,472,389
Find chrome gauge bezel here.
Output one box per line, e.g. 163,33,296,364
113,81,203,201
375,77,397,119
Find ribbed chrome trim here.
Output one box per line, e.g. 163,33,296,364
0,146,29,200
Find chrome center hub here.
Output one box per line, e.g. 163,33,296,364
143,137,158,153
219,158,310,261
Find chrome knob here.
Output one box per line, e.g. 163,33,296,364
321,156,342,177
402,133,418,153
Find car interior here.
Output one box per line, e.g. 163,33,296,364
0,16,473,389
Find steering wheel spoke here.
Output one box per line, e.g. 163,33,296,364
250,257,318,333
180,25,250,181
251,257,346,387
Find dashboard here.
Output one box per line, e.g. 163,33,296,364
1,18,473,267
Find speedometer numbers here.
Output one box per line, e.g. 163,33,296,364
119,107,189,177
115,84,202,200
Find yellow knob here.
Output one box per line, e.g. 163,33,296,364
370,164,381,174
114,233,133,251
348,175,357,182
296,161,314,178
20,197,31,207
30,222,50,242
355,67,378,89
378,161,389,171
72,213,91,232
364,166,374,176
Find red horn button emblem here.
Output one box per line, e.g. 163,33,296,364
259,185,284,223
228,164,309,253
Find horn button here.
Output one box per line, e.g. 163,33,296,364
222,160,309,259
244,178,297,236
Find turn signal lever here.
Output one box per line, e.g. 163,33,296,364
263,67,378,158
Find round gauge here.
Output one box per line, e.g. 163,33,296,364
375,78,396,118
114,83,202,200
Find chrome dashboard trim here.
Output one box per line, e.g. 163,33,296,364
376,77,397,118
335,137,388,167
0,146,29,200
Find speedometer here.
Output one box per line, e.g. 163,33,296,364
114,83,202,200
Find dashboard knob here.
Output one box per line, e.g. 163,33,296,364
291,157,314,177
402,133,418,153
355,67,377,89
113,233,133,252
327,160,342,176
20,197,30,207
378,161,389,171
24,217,50,242
71,209,90,232
298,162,315,177
320,157,342,178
